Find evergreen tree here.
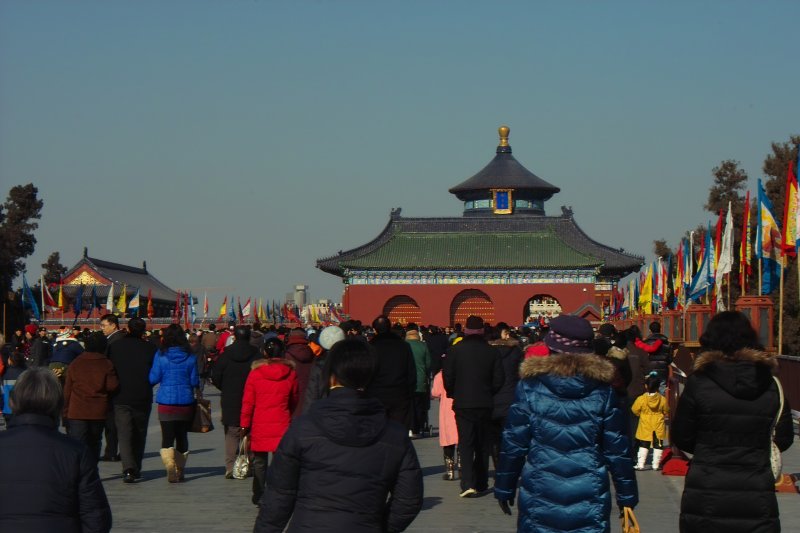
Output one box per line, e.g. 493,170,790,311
0,184,44,331
41,251,67,285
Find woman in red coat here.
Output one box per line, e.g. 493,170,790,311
241,358,299,505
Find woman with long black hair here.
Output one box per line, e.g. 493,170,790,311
671,311,793,532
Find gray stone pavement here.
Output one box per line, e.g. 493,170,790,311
98,391,800,532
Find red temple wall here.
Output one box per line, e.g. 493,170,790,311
343,283,596,326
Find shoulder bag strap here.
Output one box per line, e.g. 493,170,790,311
771,376,784,438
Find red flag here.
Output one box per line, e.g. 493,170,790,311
147,288,154,319
42,283,58,311
714,209,724,267
174,291,181,323
184,292,190,329
781,159,798,257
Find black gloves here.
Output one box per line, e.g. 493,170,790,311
498,498,514,515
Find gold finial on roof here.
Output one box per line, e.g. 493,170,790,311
498,125,510,147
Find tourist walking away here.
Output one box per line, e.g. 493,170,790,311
149,324,199,483
443,315,504,498
100,313,125,462
631,376,669,470
671,311,794,533
254,338,423,532
494,314,638,532
302,325,345,413
367,315,416,431
107,317,157,483
240,357,299,505
282,328,316,414
488,324,522,468
634,321,672,393
64,332,119,463
406,328,431,436
430,369,458,481
0,367,112,532
212,325,258,478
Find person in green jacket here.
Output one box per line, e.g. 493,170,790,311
405,329,431,437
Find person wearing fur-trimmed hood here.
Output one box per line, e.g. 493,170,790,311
671,311,793,533
494,315,638,533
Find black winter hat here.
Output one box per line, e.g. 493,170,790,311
543,315,593,354
464,315,484,335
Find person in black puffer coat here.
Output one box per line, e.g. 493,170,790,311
487,324,522,469
254,338,423,533
671,311,794,533
634,321,671,388
212,326,259,478
0,367,112,533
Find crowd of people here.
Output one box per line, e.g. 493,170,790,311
0,310,793,532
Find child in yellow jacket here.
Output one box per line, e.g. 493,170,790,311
631,376,669,470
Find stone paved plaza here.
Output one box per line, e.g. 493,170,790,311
97,390,800,533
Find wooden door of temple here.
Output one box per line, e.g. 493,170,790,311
450,289,495,327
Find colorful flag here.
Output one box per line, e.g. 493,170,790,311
73,285,84,318
57,279,64,309
129,288,141,316
174,291,181,322
781,158,798,257
42,276,58,312
147,288,154,319
22,273,41,321
116,284,127,315
189,291,197,324
218,295,228,318
740,190,752,292
227,296,237,322
638,264,652,314
89,284,99,318
237,297,244,323
241,297,251,320
756,178,782,293
688,224,715,301
203,292,208,319
715,203,733,311
106,283,115,312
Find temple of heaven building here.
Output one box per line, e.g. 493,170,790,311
316,126,643,327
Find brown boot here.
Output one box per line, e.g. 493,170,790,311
174,450,189,481
160,448,179,483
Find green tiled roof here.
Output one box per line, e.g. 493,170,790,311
340,231,602,270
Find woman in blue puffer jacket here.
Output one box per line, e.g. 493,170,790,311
494,315,638,533
149,324,199,483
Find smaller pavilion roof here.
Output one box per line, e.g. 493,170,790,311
449,126,560,201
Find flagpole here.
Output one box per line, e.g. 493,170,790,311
40,275,46,322
778,261,784,354
758,258,762,296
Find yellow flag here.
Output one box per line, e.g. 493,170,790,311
116,283,127,315
218,296,227,318
638,265,653,314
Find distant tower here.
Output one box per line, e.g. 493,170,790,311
294,285,308,308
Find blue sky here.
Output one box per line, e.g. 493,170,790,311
2,1,798,307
